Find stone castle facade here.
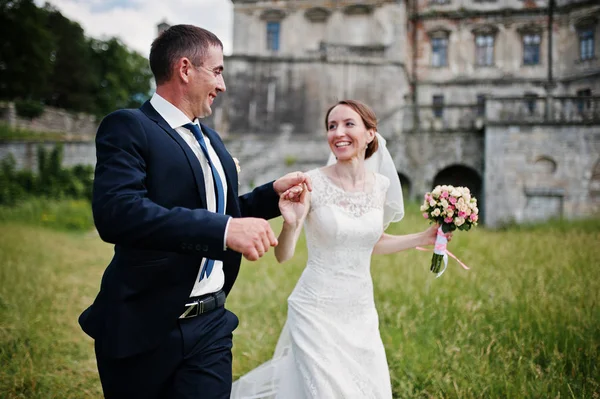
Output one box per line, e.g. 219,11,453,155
201,0,600,226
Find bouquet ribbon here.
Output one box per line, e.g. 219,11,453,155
416,228,470,277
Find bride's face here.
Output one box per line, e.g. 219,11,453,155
326,105,375,162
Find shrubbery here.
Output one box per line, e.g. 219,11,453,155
0,144,93,206
14,99,45,119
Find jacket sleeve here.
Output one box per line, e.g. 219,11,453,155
238,181,281,220
92,110,230,259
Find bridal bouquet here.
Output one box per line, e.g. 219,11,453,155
420,185,478,275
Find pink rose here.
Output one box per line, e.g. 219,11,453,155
449,197,457,205
423,212,429,219
470,214,478,222
458,211,467,218
444,217,453,223
441,191,449,198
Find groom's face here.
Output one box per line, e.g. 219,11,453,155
190,45,226,118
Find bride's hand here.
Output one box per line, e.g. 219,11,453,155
279,184,308,226
423,224,453,246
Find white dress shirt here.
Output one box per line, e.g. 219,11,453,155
150,93,230,297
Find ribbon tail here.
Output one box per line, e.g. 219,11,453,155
436,252,449,278
446,250,470,270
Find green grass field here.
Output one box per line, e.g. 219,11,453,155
0,202,598,398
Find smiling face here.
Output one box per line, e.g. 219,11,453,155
188,45,226,119
326,104,375,162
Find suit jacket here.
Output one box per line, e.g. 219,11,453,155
79,101,281,359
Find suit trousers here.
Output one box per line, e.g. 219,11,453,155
95,307,239,399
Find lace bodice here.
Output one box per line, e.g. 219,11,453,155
303,168,390,278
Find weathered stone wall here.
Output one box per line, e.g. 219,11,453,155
232,0,404,61
484,124,600,227
0,141,96,171
209,57,408,138
0,102,98,139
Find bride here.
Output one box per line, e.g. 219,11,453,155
231,100,446,398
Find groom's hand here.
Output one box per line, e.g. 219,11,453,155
227,218,278,261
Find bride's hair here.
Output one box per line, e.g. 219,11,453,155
324,100,379,159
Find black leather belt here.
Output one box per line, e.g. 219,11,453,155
179,290,226,319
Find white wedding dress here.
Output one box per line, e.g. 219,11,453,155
231,168,393,399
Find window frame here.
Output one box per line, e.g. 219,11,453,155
522,33,541,66
578,27,595,61
475,33,495,67
432,95,445,118
266,21,281,52
431,36,449,67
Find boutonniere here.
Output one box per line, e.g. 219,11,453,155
233,157,241,173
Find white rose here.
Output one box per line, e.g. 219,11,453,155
454,216,465,226
429,199,437,207
432,208,441,217
440,199,449,208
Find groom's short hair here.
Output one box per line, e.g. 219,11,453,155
150,24,223,85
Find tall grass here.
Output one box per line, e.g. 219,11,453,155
228,205,600,398
0,203,598,398
0,199,94,231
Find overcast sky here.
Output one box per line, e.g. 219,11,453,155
34,0,234,57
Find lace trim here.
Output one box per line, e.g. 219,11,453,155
308,168,388,219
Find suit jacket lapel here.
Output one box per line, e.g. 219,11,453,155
140,101,208,208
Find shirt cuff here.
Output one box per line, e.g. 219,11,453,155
223,216,232,250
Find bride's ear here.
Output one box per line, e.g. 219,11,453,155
366,129,376,144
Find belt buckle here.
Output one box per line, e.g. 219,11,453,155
181,300,203,319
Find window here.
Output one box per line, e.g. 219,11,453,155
524,93,538,115
579,28,595,61
477,94,486,117
433,95,444,118
266,21,280,52
576,88,592,114
475,34,494,66
523,34,541,65
431,37,448,67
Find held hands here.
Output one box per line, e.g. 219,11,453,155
279,184,309,226
224,172,311,262
226,218,278,261
273,171,312,201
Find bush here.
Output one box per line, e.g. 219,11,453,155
0,145,94,205
14,99,45,119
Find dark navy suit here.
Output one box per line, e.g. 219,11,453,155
79,101,280,398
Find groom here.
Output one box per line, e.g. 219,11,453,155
79,24,310,398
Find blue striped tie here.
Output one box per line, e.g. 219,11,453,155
184,123,225,281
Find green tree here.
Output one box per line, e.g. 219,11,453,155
91,38,153,116
0,0,54,101
0,0,152,116
43,4,97,112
